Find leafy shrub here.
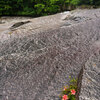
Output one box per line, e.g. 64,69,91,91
60,76,77,100
0,0,100,16
18,7,35,16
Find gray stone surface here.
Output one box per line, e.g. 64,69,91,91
0,9,100,100
79,54,100,100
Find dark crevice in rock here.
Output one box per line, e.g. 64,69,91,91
76,66,84,100
10,21,31,30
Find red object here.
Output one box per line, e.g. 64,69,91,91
71,89,76,95
62,95,68,100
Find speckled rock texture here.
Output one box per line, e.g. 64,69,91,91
0,9,100,100
79,54,100,100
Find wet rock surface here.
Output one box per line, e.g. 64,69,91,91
0,9,100,100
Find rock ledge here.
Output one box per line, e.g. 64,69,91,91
78,54,100,100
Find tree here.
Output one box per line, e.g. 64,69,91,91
0,0,100,16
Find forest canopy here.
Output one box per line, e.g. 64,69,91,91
0,0,100,17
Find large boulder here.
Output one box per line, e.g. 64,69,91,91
0,9,100,100
78,54,100,100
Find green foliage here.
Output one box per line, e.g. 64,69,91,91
78,0,93,5
70,0,80,5
18,7,35,16
0,0,100,16
60,76,77,100
93,0,100,6
34,4,45,15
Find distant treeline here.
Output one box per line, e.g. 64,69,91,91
0,0,100,17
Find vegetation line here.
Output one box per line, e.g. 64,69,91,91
0,0,100,17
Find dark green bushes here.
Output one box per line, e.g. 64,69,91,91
0,0,100,17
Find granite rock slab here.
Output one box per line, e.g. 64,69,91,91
79,54,100,100
0,9,100,100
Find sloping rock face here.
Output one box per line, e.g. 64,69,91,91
0,9,100,100
79,54,100,100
